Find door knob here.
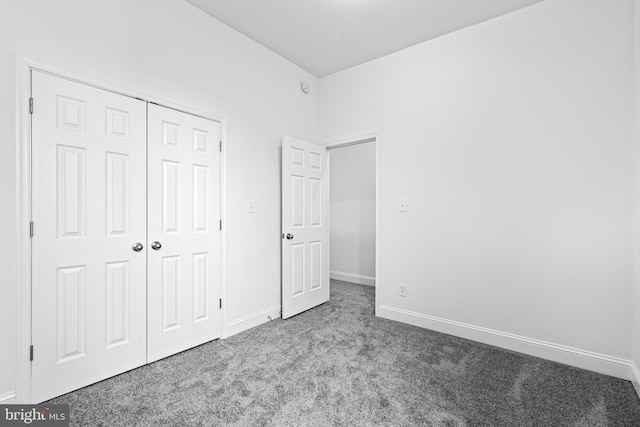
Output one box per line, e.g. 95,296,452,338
285,233,294,240
132,242,143,252
151,241,162,250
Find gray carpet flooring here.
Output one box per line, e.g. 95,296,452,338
48,280,640,426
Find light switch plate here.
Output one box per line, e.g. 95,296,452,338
399,198,407,212
247,200,255,213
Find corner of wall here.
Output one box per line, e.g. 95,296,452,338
330,271,375,287
631,362,640,398
632,0,640,400
223,306,281,339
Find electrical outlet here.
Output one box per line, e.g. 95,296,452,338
399,198,407,212
399,283,407,297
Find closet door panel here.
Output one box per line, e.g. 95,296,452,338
31,71,147,403
147,104,221,363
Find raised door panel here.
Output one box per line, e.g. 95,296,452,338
162,256,181,331
162,161,181,234
162,121,180,148
291,243,305,297
193,129,209,153
56,266,87,362
57,145,86,238
193,165,209,233
105,261,130,348
310,178,322,227
310,241,322,291
106,108,129,140
291,175,305,228
57,95,86,132
106,153,130,236
193,253,209,322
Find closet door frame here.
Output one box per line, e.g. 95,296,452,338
13,53,228,404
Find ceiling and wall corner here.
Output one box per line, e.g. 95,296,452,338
184,0,545,77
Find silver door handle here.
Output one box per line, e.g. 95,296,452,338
285,233,294,240
132,242,143,252
151,241,162,250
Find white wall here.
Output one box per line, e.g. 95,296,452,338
329,143,376,286
632,0,640,394
0,0,318,400
320,0,634,376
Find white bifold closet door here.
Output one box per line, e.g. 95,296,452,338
31,71,148,403
147,104,221,363
31,72,221,402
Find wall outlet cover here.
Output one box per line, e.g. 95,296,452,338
399,283,407,297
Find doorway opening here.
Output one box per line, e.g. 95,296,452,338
327,135,379,314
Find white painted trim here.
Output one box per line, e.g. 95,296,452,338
326,137,376,150
14,52,33,404
324,132,378,149
0,392,17,404
225,306,281,338
323,131,381,316
14,53,228,403
219,122,228,339
375,135,381,317
631,362,640,398
330,270,375,286
378,305,632,380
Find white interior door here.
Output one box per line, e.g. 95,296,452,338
281,135,330,319
147,104,221,363
31,71,147,403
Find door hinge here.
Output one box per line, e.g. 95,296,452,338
219,298,222,309
219,141,222,152
29,345,33,361
29,97,33,115
29,221,34,238
219,220,222,231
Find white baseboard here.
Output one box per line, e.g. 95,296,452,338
631,362,640,398
330,270,375,287
378,305,632,380
0,392,16,404
223,305,281,338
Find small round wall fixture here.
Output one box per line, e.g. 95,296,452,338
300,81,310,94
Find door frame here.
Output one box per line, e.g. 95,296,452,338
13,53,228,403
324,133,381,315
